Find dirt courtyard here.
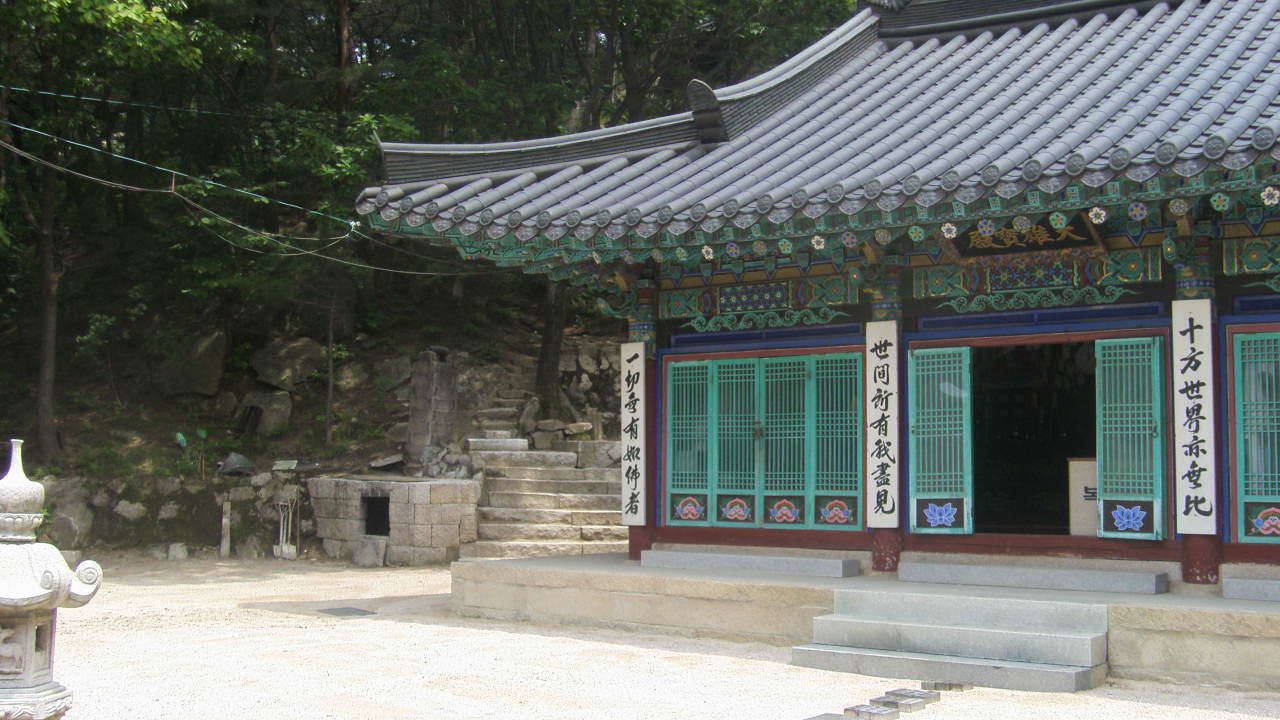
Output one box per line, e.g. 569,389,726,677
48,552,1280,719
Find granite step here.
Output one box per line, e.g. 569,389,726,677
1223,577,1280,602
486,477,621,495
897,561,1169,594
485,491,619,511
484,466,621,481
498,389,532,399
490,397,525,408
478,507,622,525
479,419,517,431
811,615,1105,667
476,407,519,420
478,523,628,542
475,450,578,468
482,429,515,439
641,549,859,578
792,644,1103,692
833,588,1109,631
465,438,530,452
458,540,629,559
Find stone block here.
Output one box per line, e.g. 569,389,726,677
431,482,463,504
390,484,410,504
461,481,480,505
389,501,414,525
459,514,478,543
415,503,446,525
565,421,592,436
352,537,387,567
410,483,433,505
437,503,468,524
334,496,361,518
409,524,433,547
389,524,413,546
432,523,460,548
310,497,335,518
536,419,566,431
308,477,335,499
322,538,345,559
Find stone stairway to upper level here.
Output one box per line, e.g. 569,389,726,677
460,395,626,559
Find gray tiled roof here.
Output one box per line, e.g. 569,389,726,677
360,0,1280,245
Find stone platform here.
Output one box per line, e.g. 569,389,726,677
450,549,1280,691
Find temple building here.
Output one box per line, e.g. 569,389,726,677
358,0,1280,585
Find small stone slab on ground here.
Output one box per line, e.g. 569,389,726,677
886,689,939,704
870,696,927,712
921,681,971,692
846,704,899,718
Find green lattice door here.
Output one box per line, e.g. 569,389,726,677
1234,332,1280,543
908,347,973,534
1095,337,1165,540
664,353,862,529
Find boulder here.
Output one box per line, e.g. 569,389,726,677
565,422,592,436
47,499,94,548
217,452,255,476
374,356,412,389
167,543,188,560
157,502,181,521
214,391,239,419
251,337,326,391
113,500,147,521
160,330,228,397
239,389,292,436
335,362,369,390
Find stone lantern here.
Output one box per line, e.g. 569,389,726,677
0,439,102,720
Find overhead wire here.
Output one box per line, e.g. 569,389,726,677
0,125,518,277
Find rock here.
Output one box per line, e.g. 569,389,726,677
518,396,540,434
558,353,577,372
375,356,412,389
154,476,183,496
387,422,409,443
251,337,327,391
369,454,404,470
565,422,592,436
157,501,181,520
249,472,273,488
239,389,292,437
235,534,264,558
352,537,387,568
47,499,94,547
218,452,255,476
531,431,559,450
214,390,239,419
113,500,147,521
167,543,188,560
335,362,369,390
160,330,228,397
146,543,168,560
536,419,566,432
91,490,111,508
578,351,599,374
229,486,255,502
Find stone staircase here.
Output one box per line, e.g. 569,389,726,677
459,386,628,560
792,585,1109,692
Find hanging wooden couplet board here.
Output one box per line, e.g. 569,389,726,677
865,320,901,528
1172,298,1217,535
620,342,647,526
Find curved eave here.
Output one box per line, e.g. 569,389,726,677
361,0,1280,283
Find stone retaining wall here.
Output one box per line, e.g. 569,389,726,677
307,476,479,566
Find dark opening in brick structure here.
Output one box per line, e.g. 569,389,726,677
363,496,391,536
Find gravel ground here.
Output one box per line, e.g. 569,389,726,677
49,552,1280,720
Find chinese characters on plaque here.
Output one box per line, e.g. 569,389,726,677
865,321,900,528
1172,298,1217,535
619,342,646,526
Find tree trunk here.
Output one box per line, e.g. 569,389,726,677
336,0,353,116
535,279,573,420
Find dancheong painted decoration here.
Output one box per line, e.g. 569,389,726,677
362,0,1280,577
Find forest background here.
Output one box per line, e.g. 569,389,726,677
0,0,855,474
